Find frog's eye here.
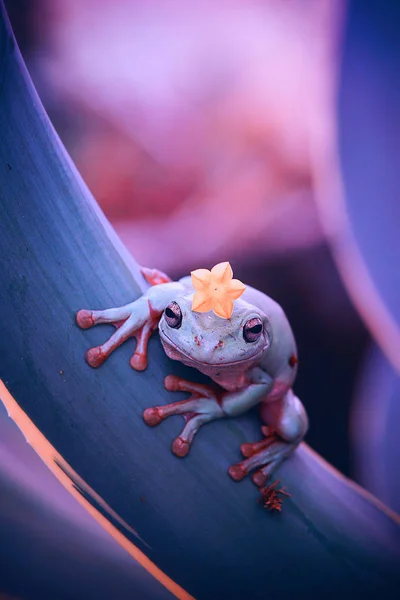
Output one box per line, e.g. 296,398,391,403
164,301,182,329
243,317,263,343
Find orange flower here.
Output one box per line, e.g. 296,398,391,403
190,262,246,319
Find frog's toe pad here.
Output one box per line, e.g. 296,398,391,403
143,407,163,426
76,309,95,329
228,463,247,481
130,353,147,371
164,375,181,392
172,437,190,457
85,347,107,368
252,470,268,487
240,443,255,458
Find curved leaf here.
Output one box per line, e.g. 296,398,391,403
0,3,399,599
0,410,173,600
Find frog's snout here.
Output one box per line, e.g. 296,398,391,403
194,334,203,347
193,334,224,350
190,339,226,364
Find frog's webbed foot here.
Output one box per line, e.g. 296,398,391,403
143,376,224,457
229,390,308,487
76,304,160,371
228,426,299,487
77,267,185,370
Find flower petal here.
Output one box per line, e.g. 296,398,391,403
190,263,245,318
211,262,233,285
213,298,234,319
191,269,211,291
226,279,246,300
192,291,213,313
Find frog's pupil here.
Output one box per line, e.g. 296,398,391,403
249,324,262,334
166,307,176,319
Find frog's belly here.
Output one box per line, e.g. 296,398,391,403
197,362,248,391
177,353,251,392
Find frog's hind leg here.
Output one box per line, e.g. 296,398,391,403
141,267,172,286
229,389,308,485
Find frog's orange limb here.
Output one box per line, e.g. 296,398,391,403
143,376,224,457
141,266,172,286
76,302,161,371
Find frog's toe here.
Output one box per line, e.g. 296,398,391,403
252,458,282,487
240,427,276,457
76,309,95,329
85,346,107,368
164,375,181,392
252,469,268,487
261,425,274,437
228,463,248,481
172,437,190,457
130,352,147,371
240,443,255,458
143,407,163,426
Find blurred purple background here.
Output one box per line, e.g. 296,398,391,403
1,0,399,595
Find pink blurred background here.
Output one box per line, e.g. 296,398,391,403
24,0,343,273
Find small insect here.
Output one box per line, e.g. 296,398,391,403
258,480,291,512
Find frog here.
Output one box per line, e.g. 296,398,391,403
76,262,308,488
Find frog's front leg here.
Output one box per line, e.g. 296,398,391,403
143,376,271,457
76,274,185,371
229,390,308,486
76,301,153,370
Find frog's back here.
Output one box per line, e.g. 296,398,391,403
243,285,297,382
242,285,288,327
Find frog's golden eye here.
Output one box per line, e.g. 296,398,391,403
165,301,182,329
243,317,263,343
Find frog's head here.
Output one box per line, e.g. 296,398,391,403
158,293,272,370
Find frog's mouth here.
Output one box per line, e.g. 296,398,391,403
159,329,266,368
